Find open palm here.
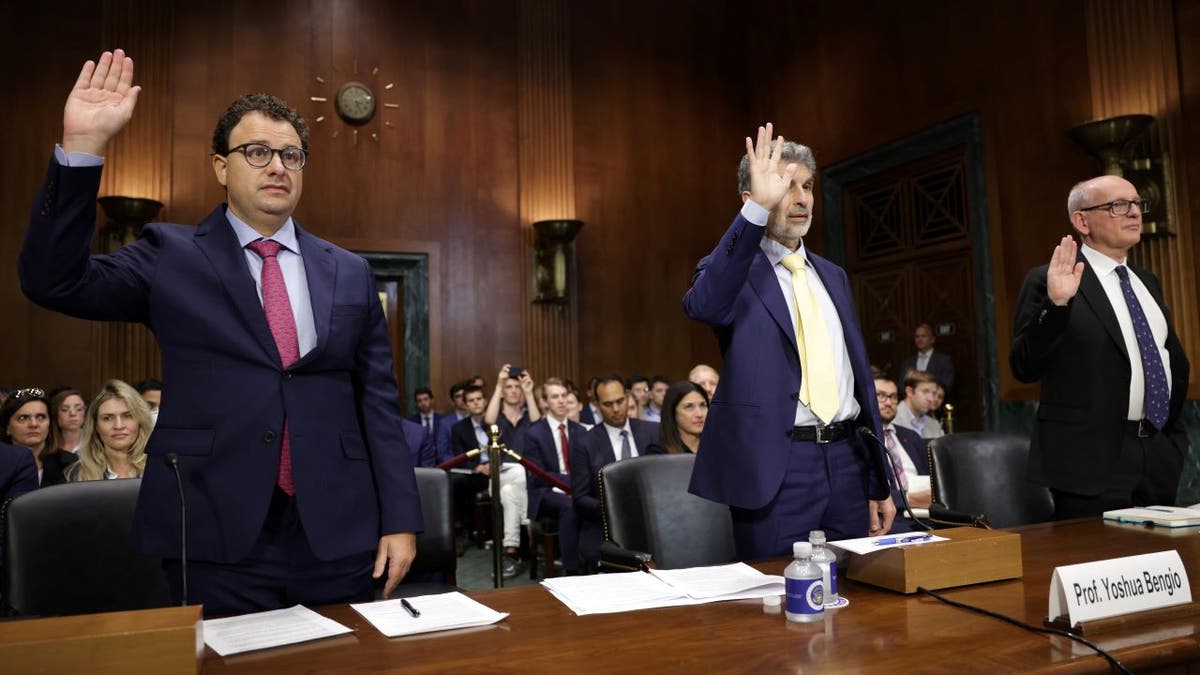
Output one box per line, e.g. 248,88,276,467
62,49,140,155
746,122,798,211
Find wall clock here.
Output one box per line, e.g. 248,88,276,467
310,61,399,145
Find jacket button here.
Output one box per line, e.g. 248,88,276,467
283,372,293,381
264,430,276,443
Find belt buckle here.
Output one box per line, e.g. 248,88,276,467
813,425,829,444
1137,420,1152,438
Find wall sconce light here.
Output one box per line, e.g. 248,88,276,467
1067,114,1172,237
532,219,583,304
97,196,164,252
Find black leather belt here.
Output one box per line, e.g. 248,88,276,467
1124,419,1158,439
788,421,853,444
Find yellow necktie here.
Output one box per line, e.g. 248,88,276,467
780,253,838,423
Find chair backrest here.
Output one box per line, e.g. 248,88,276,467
928,432,1054,528
3,479,172,616
600,454,735,569
408,468,455,579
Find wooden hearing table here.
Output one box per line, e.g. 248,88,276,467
202,518,1200,673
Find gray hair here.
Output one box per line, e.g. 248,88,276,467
1066,180,1094,219
737,140,817,194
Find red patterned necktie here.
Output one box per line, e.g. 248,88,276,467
247,239,299,495
558,423,570,473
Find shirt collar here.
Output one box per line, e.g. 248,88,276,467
227,207,299,254
605,421,632,436
546,414,568,428
1080,242,1125,277
760,236,807,267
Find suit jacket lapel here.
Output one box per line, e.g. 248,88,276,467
293,224,335,367
1076,256,1129,362
747,252,799,355
192,206,280,364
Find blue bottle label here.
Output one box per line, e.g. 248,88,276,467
785,577,823,615
827,561,838,596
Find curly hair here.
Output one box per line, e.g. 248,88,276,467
211,93,309,155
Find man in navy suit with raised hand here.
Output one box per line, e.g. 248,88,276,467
20,50,422,614
686,124,894,560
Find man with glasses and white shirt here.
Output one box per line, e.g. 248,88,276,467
1012,175,1190,520
20,51,422,614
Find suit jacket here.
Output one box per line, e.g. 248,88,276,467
898,350,955,393
434,412,467,463
579,404,597,426
448,416,517,468
39,450,79,488
684,213,888,510
0,443,38,502
571,419,660,520
523,416,590,519
19,158,422,563
891,425,928,477
1010,255,1190,495
401,418,436,468
408,411,446,436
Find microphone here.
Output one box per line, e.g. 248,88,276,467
856,427,933,531
164,453,187,606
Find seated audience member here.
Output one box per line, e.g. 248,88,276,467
874,375,930,532
564,389,591,429
627,375,650,418
407,386,445,440
571,376,660,568
1,388,77,486
642,375,670,422
625,392,639,420
66,380,151,481
892,370,945,440
0,441,38,502
401,417,436,468
451,383,525,578
133,378,163,427
931,382,947,422
524,378,588,575
48,387,86,454
687,364,720,401
435,381,472,463
579,376,601,426
648,380,709,455
483,365,538,575
899,323,955,397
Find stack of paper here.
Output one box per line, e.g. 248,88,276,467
541,562,784,615
351,592,509,637
204,605,354,656
1104,506,1200,528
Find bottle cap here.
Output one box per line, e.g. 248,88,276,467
793,541,812,557
762,594,781,607
809,530,826,545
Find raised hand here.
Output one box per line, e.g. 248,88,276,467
62,49,141,156
1046,236,1084,306
746,122,798,212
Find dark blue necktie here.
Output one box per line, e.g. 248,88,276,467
1114,266,1169,430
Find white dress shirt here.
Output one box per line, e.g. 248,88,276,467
603,422,640,460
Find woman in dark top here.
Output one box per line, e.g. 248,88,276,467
648,380,710,455
0,388,78,486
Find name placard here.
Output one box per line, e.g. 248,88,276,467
1048,550,1191,625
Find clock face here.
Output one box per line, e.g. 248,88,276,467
336,81,376,125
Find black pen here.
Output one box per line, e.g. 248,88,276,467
401,598,421,618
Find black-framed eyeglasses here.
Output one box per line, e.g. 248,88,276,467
876,392,899,402
11,388,45,402
226,143,308,171
1077,199,1149,216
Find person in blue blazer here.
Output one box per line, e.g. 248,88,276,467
401,418,436,468
407,386,447,441
685,125,894,560
19,50,422,614
523,378,590,574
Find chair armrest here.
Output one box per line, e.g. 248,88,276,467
599,541,653,572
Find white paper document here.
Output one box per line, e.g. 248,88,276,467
203,605,353,657
351,592,509,638
542,562,784,615
827,532,949,555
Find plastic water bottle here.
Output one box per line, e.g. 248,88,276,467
809,530,838,607
784,542,824,623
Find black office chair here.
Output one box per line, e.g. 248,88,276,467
599,454,735,570
387,467,458,598
2,478,172,616
927,432,1055,529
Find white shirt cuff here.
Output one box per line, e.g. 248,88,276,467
740,199,769,226
54,145,104,167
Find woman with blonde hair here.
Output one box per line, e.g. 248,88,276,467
66,380,152,481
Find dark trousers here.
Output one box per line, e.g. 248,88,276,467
1052,425,1185,520
730,437,870,560
164,487,373,617
535,491,581,573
